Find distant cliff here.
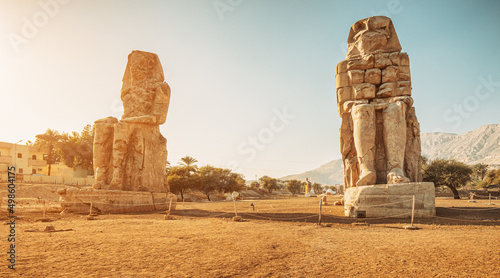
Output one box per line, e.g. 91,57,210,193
281,124,500,185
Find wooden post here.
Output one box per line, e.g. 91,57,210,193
410,195,415,227
167,198,173,215
318,199,323,224
488,193,492,205
233,198,238,217
43,200,46,218
89,201,93,215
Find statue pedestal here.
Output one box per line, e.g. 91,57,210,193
58,188,172,214
344,182,435,218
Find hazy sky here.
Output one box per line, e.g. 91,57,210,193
1,0,499,180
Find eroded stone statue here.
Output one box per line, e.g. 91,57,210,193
93,50,170,193
336,16,421,188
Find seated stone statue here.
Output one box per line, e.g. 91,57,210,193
93,51,170,193
336,16,421,188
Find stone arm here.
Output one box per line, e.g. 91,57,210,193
153,82,171,125
120,82,171,125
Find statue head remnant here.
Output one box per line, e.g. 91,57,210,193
336,16,422,188
93,50,171,193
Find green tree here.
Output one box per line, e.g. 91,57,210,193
58,125,94,173
167,165,196,201
286,180,302,195
34,129,62,176
194,165,245,201
250,181,260,188
483,169,500,187
259,176,279,194
472,163,489,180
422,159,473,199
312,182,322,194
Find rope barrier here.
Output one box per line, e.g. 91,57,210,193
437,207,500,211
429,215,500,222
240,212,318,221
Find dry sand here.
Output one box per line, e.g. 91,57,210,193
1,185,499,277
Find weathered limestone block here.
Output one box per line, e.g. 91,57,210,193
336,16,422,190
353,83,376,99
388,52,400,65
335,72,349,89
337,87,353,103
93,50,171,193
336,60,348,75
344,182,436,218
399,53,410,66
347,55,374,70
364,68,381,85
382,66,398,83
58,188,168,214
374,53,392,68
398,66,411,81
377,82,395,98
397,81,412,96
348,70,365,85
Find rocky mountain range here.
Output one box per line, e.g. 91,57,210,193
281,124,500,185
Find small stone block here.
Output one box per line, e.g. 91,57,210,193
337,87,353,103
347,55,374,70
382,66,398,83
348,70,365,85
364,68,381,85
233,216,243,221
389,52,400,65
377,82,396,97
399,53,410,66
336,72,350,89
336,60,348,75
397,81,412,96
354,83,376,99
374,53,392,68
398,66,411,81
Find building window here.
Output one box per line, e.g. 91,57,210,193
19,168,23,174
32,155,37,160
18,153,22,158
32,169,36,174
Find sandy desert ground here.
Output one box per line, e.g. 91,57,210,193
1,183,499,277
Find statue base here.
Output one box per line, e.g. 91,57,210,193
344,182,435,218
58,188,172,214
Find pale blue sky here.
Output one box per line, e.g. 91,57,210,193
1,0,499,180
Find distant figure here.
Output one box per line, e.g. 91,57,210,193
305,178,313,197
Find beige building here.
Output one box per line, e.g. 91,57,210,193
0,141,47,176
0,141,93,184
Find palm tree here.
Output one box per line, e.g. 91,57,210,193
35,129,62,176
179,156,198,168
472,163,489,180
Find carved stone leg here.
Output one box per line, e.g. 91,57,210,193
109,122,128,190
383,101,410,184
351,104,377,186
92,120,116,189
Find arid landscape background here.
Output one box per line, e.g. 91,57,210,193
1,183,499,277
